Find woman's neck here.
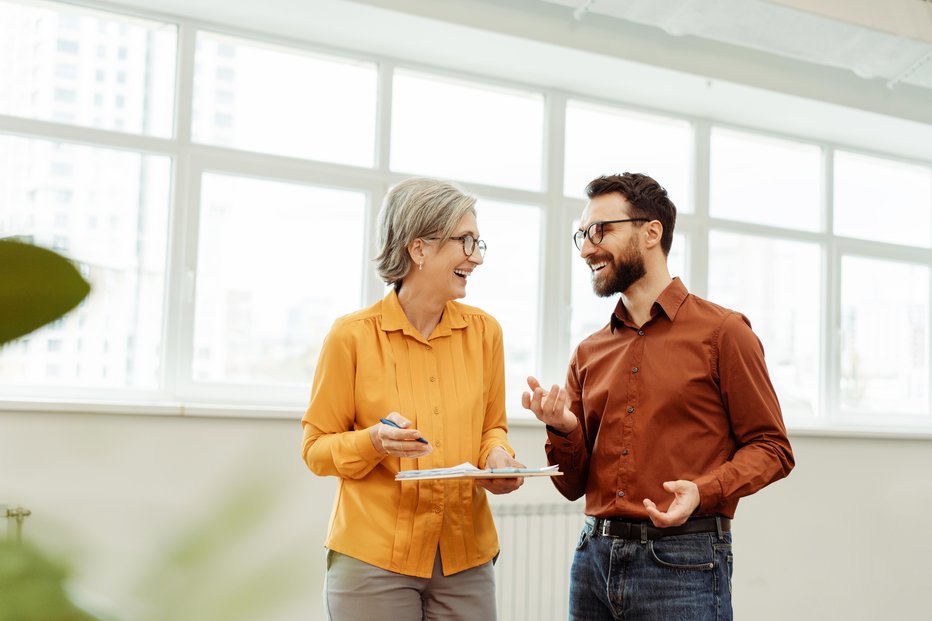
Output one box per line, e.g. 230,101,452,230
397,284,445,339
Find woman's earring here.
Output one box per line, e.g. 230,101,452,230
418,261,423,271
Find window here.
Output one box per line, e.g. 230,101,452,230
1,0,929,433
192,32,378,166
391,70,544,191
55,63,77,79
710,129,822,231
834,151,932,247
0,134,171,392
564,100,693,211
192,174,366,387
708,232,821,420
0,0,177,136
839,256,929,417
464,199,543,404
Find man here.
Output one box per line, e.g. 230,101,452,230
522,173,794,621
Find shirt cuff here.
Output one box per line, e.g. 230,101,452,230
693,473,723,512
353,427,385,464
478,442,514,469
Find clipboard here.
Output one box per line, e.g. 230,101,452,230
394,462,562,481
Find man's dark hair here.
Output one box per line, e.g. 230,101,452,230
585,173,677,256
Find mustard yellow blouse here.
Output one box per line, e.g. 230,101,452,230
301,290,514,578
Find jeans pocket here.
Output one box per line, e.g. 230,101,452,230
575,523,592,551
647,534,715,571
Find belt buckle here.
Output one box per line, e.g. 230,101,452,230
600,519,611,537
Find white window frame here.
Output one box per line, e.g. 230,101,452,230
1,0,931,438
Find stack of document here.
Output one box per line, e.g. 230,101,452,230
395,461,561,481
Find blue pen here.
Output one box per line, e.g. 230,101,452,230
380,418,429,444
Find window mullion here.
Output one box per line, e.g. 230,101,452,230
539,90,569,386
160,21,196,403
691,120,711,298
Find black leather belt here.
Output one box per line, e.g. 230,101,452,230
588,515,731,540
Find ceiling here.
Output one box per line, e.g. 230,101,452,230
541,0,932,90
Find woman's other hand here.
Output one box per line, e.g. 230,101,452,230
369,412,433,459
475,446,524,495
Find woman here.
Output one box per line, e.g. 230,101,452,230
302,177,524,620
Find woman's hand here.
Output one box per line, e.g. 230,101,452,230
369,412,433,459
475,446,524,495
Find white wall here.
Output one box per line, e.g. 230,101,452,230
2,410,931,620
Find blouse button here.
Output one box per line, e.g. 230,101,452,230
426,345,432,351
432,506,442,514
632,367,639,374
637,330,645,336
430,376,436,382
626,407,635,413
433,407,440,415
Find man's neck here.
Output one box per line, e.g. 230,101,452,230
620,266,673,328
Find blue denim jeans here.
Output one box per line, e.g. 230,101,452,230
569,517,733,621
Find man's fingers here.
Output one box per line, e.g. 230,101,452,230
530,386,544,413
554,387,568,412
526,376,541,391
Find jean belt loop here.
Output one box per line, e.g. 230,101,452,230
639,522,647,544
715,516,724,541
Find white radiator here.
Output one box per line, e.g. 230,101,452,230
492,502,586,621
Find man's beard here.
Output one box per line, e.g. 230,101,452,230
591,239,646,297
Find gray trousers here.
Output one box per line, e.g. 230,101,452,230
324,549,497,621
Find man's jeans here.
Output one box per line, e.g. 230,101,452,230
569,518,733,621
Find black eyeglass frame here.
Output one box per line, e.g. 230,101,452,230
422,234,487,258
573,218,651,251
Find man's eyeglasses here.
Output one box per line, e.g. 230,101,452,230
573,219,650,251
424,234,487,258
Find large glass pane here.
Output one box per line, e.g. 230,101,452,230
0,0,176,136
193,174,365,385
708,231,821,419
193,32,377,167
710,128,822,231
391,70,544,191
840,256,929,416
464,199,541,409
0,135,170,390
564,100,693,211
569,230,687,350
834,151,932,247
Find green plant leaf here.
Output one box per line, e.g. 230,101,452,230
0,241,91,346
0,539,102,621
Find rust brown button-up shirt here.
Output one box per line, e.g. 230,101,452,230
546,278,794,520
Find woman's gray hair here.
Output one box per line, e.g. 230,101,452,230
374,177,477,290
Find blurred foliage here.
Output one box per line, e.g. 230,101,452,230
131,475,309,621
0,239,91,345
0,539,101,621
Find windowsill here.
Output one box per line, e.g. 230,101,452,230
0,397,301,421
2,398,932,440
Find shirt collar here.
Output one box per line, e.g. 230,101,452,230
610,277,689,332
380,288,468,340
